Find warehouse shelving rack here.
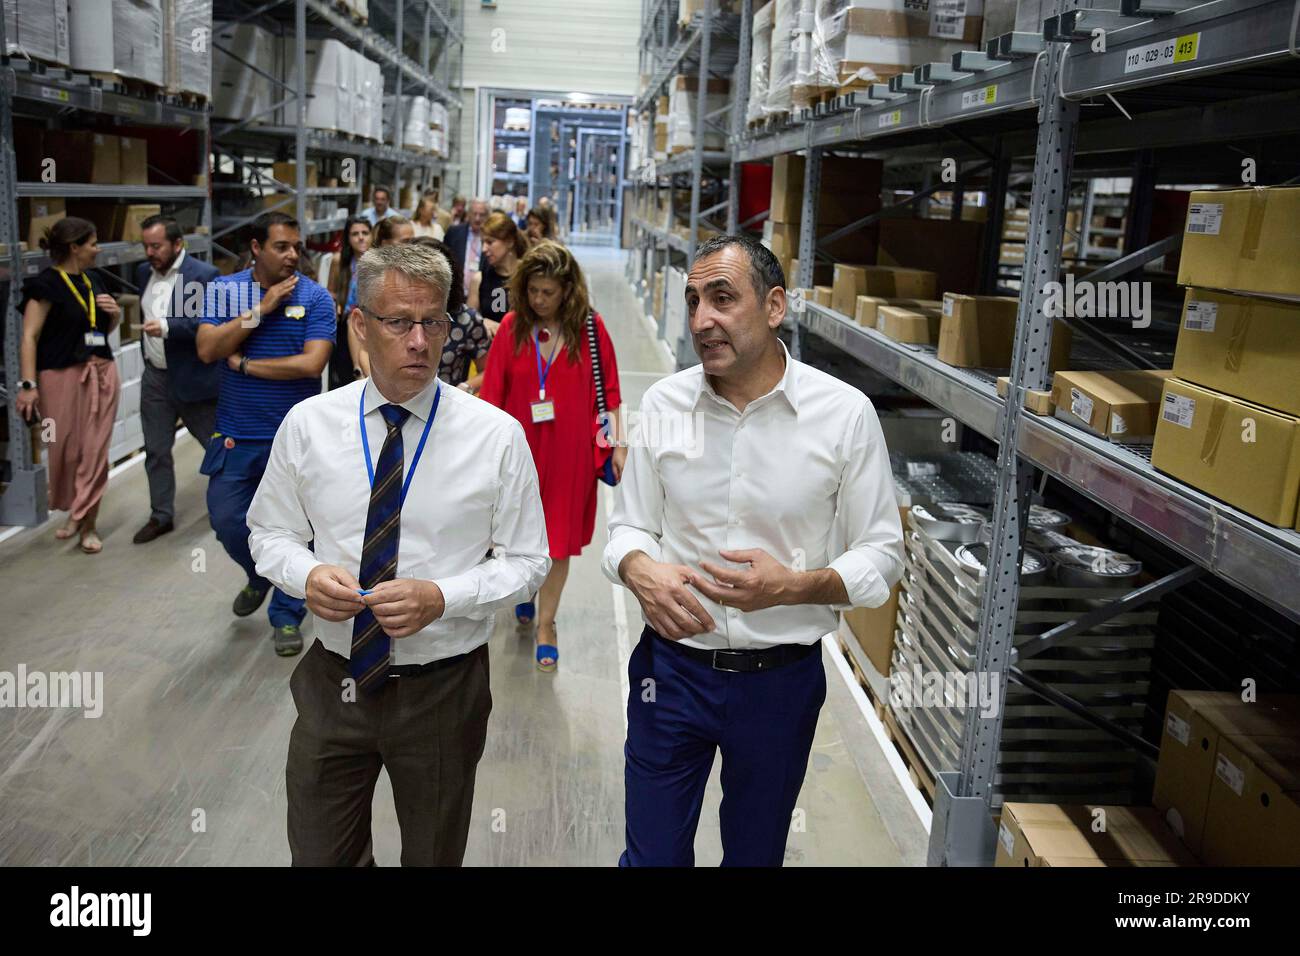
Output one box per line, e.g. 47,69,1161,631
209,0,464,255
0,38,213,527
629,0,746,365
648,0,1300,865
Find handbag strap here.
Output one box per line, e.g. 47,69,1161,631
586,310,608,417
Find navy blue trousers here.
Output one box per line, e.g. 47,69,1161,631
621,627,826,867
201,435,306,628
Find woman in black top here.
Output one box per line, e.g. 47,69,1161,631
468,211,526,335
16,217,122,553
409,236,492,393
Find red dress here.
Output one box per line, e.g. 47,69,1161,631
479,311,621,558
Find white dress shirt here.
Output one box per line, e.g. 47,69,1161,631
603,340,904,650
463,229,481,296
141,247,186,369
248,376,551,664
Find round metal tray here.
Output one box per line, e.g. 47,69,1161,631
1026,528,1081,551
953,542,1051,585
911,502,988,542
1028,505,1072,530
1051,545,1143,588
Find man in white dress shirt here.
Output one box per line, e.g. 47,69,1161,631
604,234,905,867
248,242,550,866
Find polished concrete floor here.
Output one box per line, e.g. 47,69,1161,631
0,245,927,866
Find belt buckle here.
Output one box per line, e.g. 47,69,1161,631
711,649,745,673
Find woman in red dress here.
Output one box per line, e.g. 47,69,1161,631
479,241,626,672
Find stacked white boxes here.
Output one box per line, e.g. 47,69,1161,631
359,56,384,141
666,74,730,154
162,0,212,98
280,38,352,133
109,0,165,85
211,22,276,121
766,0,796,115
3,0,70,66
747,0,773,123
67,0,111,71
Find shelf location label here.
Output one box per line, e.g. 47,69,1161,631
1123,32,1200,74
40,87,71,103
960,85,998,110
878,110,902,129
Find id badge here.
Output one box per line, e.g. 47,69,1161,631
530,400,556,424
84,331,107,347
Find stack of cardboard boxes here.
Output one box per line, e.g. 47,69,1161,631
1152,185,1300,529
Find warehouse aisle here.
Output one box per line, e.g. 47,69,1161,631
0,245,926,866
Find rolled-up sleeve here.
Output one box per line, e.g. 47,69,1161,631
602,398,665,585
248,410,322,598
434,421,550,620
827,401,905,610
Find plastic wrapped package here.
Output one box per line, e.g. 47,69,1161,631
4,0,70,66
666,74,730,154
111,0,164,84
766,0,797,115
747,0,773,123
162,0,211,97
212,22,275,120
816,0,983,91
68,0,111,71
793,0,821,108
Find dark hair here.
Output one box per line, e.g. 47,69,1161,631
372,184,392,202
409,236,466,315
482,211,527,260
40,217,97,261
331,216,372,304
526,206,557,240
372,215,413,247
508,240,591,363
139,215,183,243
250,211,299,247
693,233,786,302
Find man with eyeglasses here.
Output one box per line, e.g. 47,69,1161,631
247,242,549,865
197,211,336,656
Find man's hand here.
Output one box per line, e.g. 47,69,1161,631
258,274,299,315
227,352,243,371
306,565,367,622
364,579,445,638
143,319,164,338
695,549,796,613
621,552,716,641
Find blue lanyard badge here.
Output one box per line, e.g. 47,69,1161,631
533,330,560,401
358,381,440,507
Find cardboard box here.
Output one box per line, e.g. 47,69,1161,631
878,305,942,345
763,220,869,270
117,135,148,186
20,197,67,250
998,376,1054,415
45,130,120,184
1173,288,1300,417
878,218,985,296
1202,734,1300,866
788,257,834,289
832,264,937,315
1152,378,1300,528
1153,690,1300,857
842,508,908,675
855,295,941,328
769,154,882,227
1051,369,1174,442
1176,186,1300,297
935,292,1073,370
812,285,833,307
115,293,141,342
996,803,1198,867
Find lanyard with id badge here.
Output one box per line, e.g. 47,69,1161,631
531,329,559,424
59,269,104,348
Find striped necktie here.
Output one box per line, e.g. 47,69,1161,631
350,403,411,692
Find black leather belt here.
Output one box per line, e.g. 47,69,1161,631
319,640,475,678
646,627,819,673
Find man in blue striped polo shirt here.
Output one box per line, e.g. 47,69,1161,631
197,212,336,656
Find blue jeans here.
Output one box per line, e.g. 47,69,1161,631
620,627,826,867
201,435,307,628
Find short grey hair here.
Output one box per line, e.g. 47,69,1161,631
355,242,452,314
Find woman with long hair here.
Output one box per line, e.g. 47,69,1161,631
479,241,626,671
411,196,445,240
15,217,122,553
408,236,491,393
350,215,415,378
525,206,558,247
327,216,370,388
468,211,526,336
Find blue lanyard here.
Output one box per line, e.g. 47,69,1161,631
359,381,440,507
533,330,559,399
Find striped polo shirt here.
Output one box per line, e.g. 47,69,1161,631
201,269,336,441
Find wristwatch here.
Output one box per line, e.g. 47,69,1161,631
19,379,36,391
239,356,250,376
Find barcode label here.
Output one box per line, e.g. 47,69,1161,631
960,85,997,110
878,110,902,129
1215,754,1245,796
1070,388,1095,423
998,821,1015,856
943,296,954,316
1165,712,1191,747
930,0,968,40
1184,300,1217,331
1162,393,1196,429
1186,202,1223,236
1110,413,1127,435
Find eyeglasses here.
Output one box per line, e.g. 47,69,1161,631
362,308,451,337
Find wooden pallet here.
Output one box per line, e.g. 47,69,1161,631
881,704,937,806
91,72,163,101
838,636,887,721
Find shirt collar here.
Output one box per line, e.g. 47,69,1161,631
694,338,799,414
363,375,441,423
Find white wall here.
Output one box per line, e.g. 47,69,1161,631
453,0,642,195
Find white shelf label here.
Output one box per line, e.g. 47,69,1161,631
1162,393,1196,429
1215,754,1245,796
930,0,969,40
1070,387,1095,423
878,110,902,129
41,86,71,103
960,85,997,110
1165,712,1191,747
1123,32,1200,75
998,821,1015,857
1110,412,1128,435
1186,202,1223,236
1184,299,1218,331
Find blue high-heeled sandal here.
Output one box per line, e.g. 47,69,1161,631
536,624,558,673
515,600,535,625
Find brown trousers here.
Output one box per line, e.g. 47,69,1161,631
38,357,119,519
286,639,492,866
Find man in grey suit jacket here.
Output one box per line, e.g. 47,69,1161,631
132,215,222,544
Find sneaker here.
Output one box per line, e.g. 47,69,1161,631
273,625,303,657
133,518,174,544
233,583,271,617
